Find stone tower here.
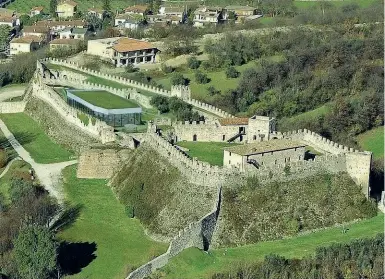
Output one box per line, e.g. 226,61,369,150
171,85,191,100
247,115,276,142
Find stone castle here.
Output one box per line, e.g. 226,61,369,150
6,59,373,279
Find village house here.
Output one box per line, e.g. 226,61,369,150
0,15,19,27
147,14,180,25
35,20,86,32
22,25,50,41
224,5,257,22
193,6,222,27
87,7,105,19
0,8,15,17
158,5,186,22
30,6,44,17
50,38,79,50
58,27,88,39
10,35,43,55
87,37,158,67
114,14,143,29
223,139,306,171
56,0,78,18
124,5,149,16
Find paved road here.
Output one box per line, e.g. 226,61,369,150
0,120,77,203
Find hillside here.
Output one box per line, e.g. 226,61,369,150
110,144,218,239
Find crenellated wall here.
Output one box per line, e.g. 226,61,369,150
31,76,116,143
42,58,235,118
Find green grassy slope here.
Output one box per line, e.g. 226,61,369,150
58,166,168,279
357,126,384,159
161,213,384,279
0,113,74,163
176,141,240,166
71,90,140,109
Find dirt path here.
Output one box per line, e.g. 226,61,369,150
0,120,77,203
0,85,26,102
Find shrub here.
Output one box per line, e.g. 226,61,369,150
161,64,174,73
187,56,200,69
171,73,188,86
225,66,240,78
125,63,137,73
207,86,220,96
0,149,7,168
195,70,210,84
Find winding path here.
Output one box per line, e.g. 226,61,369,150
0,119,77,203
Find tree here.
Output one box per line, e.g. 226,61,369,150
187,56,200,69
225,66,240,78
103,0,111,12
207,86,220,96
150,96,169,113
9,179,34,204
195,70,210,84
0,25,11,51
13,226,58,279
171,73,187,86
49,0,57,17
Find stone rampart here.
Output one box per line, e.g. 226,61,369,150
77,148,131,179
0,101,26,113
32,77,116,143
42,58,235,118
126,187,221,279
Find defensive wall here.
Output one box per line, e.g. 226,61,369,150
41,58,234,118
126,187,221,279
146,125,371,196
31,75,116,143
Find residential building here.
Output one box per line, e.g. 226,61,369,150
22,25,50,41
114,14,142,29
224,5,257,22
35,20,86,31
58,27,88,39
0,8,15,17
147,14,177,26
87,37,158,67
223,139,306,171
50,38,79,50
193,6,222,27
56,0,78,18
87,8,105,19
158,6,186,22
10,35,43,55
0,15,19,27
30,6,44,17
124,5,148,16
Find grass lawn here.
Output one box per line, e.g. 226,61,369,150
294,0,379,8
0,83,27,93
70,90,140,109
58,165,168,279
176,141,240,166
357,126,384,159
0,113,74,164
161,213,384,279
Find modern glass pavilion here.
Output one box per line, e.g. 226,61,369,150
66,90,142,127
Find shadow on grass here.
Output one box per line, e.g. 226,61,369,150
0,131,37,151
58,241,97,275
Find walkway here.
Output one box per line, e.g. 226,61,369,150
0,120,77,203
0,85,26,102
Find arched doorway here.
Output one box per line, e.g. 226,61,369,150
193,134,197,141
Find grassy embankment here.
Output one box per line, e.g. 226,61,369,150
70,90,140,109
0,113,74,163
176,141,240,166
357,126,384,159
58,166,168,279
160,213,384,279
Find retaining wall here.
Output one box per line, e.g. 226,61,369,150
32,76,116,143
42,58,234,118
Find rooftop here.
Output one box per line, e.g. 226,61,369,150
162,6,185,13
69,90,140,109
225,5,256,11
88,7,104,13
218,117,249,126
112,38,154,53
124,5,148,13
11,35,42,44
50,38,80,45
72,27,87,34
58,0,77,7
0,16,14,22
223,139,306,156
31,6,44,11
23,25,49,33
0,8,15,16
35,20,86,27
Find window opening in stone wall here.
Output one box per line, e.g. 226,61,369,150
284,158,287,163
288,157,290,162
253,135,256,140
222,135,226,141
275,159,277,164
193,134,197,141
229,152,231,156
229,160,231,164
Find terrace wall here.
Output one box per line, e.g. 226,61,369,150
0,101,26,113
41,58,234,118
32,75,116,143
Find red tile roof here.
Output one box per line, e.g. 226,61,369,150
112,38,154,52
218,117,249,126
124,5,148,13
50,38,79,45
11,35,42,44
31,6,44,11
